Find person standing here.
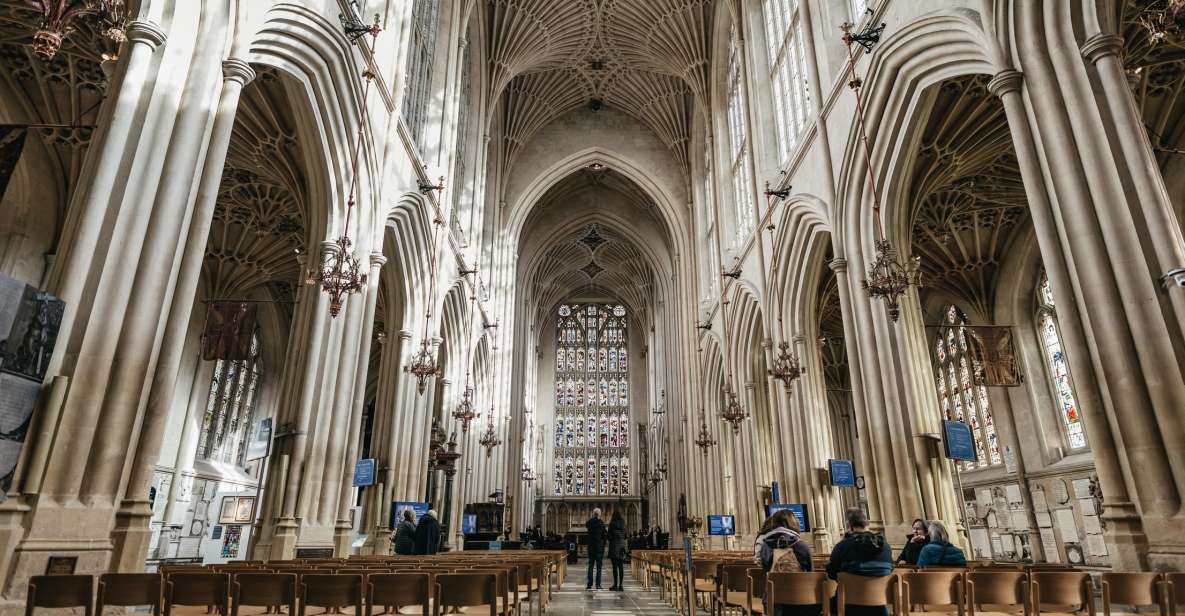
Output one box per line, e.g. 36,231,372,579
413,509,442,555
393,508,417,555
585,508,607,590
607,511,628,591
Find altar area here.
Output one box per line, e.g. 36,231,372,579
537,496,645,535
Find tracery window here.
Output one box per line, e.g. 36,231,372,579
450,36,472,241
402,0,440,149
933,305,1001,469
1037,272,1086,450
552,303,632,496
196,333,262,467
726,24,755,244
762,0,811,163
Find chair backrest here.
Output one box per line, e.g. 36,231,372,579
97,573,161,615
966,570,1027,609
27,575,94,612
902,571,962,610
367,572,431,614
748,569,768,599
300,574,363,610
1101,572,1161,607
232,573,296,611
721,564,754,593
838,573,897,607
436,573,497,613
767,572,834,605
1031,571,1092,612
165,572,229,607
693,559,722,581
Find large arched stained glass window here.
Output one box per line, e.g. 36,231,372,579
1037,273,1086,450
934,305,1001,469
552,303,631,496
197,332,262,467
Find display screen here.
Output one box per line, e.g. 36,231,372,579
389,501,430,528
765,503,810,532
707,514,736,536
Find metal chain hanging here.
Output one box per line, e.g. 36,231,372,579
841,21,922,323
718,273,748,433
407,217,446,394
479,345,502,457
452,291,478,431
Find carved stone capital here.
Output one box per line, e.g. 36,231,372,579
987,69,1023,98
828,257,848,273
126,21,167,49
222,58,256,87
761,338,773,350
1081,33,1124,64
370,253,388,267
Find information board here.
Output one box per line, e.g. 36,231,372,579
390,501,430,528
353,458,376,487
245,417,272,462
943,420,977,462
707,514,736,536
829,459,856,486
766,503,810,532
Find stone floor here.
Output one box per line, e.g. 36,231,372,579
548,562,681,616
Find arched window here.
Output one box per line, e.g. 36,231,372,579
552,304,632,496
402,0,440,149
450,34,472,242
726,24,755,244
197,333,263,467
1036,272,1087,450
762,0,811,163
934,305,1001,469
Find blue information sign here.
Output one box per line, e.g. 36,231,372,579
390,501,430,528
828,459,856,487
353,459,376,487
707,515,736,536
771,481,780,503
462,513,478,535
766,503,810,532
943,420,977,462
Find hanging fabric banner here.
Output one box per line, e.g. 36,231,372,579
201,301,258,361
965,326,1022,387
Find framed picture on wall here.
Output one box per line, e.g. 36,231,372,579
219,496,237,524
234,497,255,523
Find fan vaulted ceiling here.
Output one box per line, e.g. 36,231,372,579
488,0,714,173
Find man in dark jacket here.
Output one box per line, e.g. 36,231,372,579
413,509,442,555
827,508,894,616
393,508,417,555
585,508,607,590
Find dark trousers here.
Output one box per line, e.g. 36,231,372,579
610,557,625,588
587,550,604,588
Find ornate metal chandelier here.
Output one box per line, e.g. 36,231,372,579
720,385,749,434
694,410,716,455
28,0,127,61
479,416,502,457
1140,0,1185,43
309,18,382,318
841,21,922,322
407,336,441,395
767,339,804,393
452,292,479,430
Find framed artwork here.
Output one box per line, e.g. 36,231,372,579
234,497,255,522
218,496,237,523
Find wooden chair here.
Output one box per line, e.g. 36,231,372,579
694,560,724,610
26,575,94,616
836,573,899,616
1165,574,1185,616
1030,572,1094,616
901,571,964,616
715,564,758,616
164,572,229,616
966,570,1028,616
767,572,836,616
462,567,517,616
299,574,363,616
97,573,162,616
1100,573,1163,616
366,572,431,616
746,569,768,616
435,573,497,616
231,573,296,616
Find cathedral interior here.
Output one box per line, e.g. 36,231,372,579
0,0,1183,613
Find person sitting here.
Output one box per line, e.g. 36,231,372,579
896,518,929,565
826,508,893,616
916,521,966,568
756,510,815,616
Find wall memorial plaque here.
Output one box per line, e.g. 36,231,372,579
295,548,334,559
44,556,77,575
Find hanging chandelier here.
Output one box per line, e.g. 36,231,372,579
408,336,441,395
694,410,717,455
28,0,127,61
1140,0,1185,43
720,385,749,434
479,416,502,457
309,19,382,318
452,383,477,431
767,340,804,393
840,21,922,323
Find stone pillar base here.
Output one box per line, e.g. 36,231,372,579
268,518,299,561
333,520,352,557
109,499,154,572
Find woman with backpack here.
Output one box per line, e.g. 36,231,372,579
755,510,815,616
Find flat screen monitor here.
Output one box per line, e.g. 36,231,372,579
765,503,810,532
707,514,736,536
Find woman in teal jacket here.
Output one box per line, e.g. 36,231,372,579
917,521,967,568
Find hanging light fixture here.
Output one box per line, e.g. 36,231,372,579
840,22,922,323
694,408,717,455
479,345,502,457
28,0,126,61
717,274,748,433
308,15,382,318
452,292,479,431
1139,0,1185,43
406,215,447,393
767,337,804,394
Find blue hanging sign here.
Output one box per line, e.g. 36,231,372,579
353,458,377,487
943,420,978,462
390,501,430,528
766,503,810,532
828,459,856,487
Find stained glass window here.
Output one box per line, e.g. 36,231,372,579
762,0,811,164
1037,273,1087,450
727,24,755,244
197,332,262,467
933,305,1001,469
552,303,632,495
